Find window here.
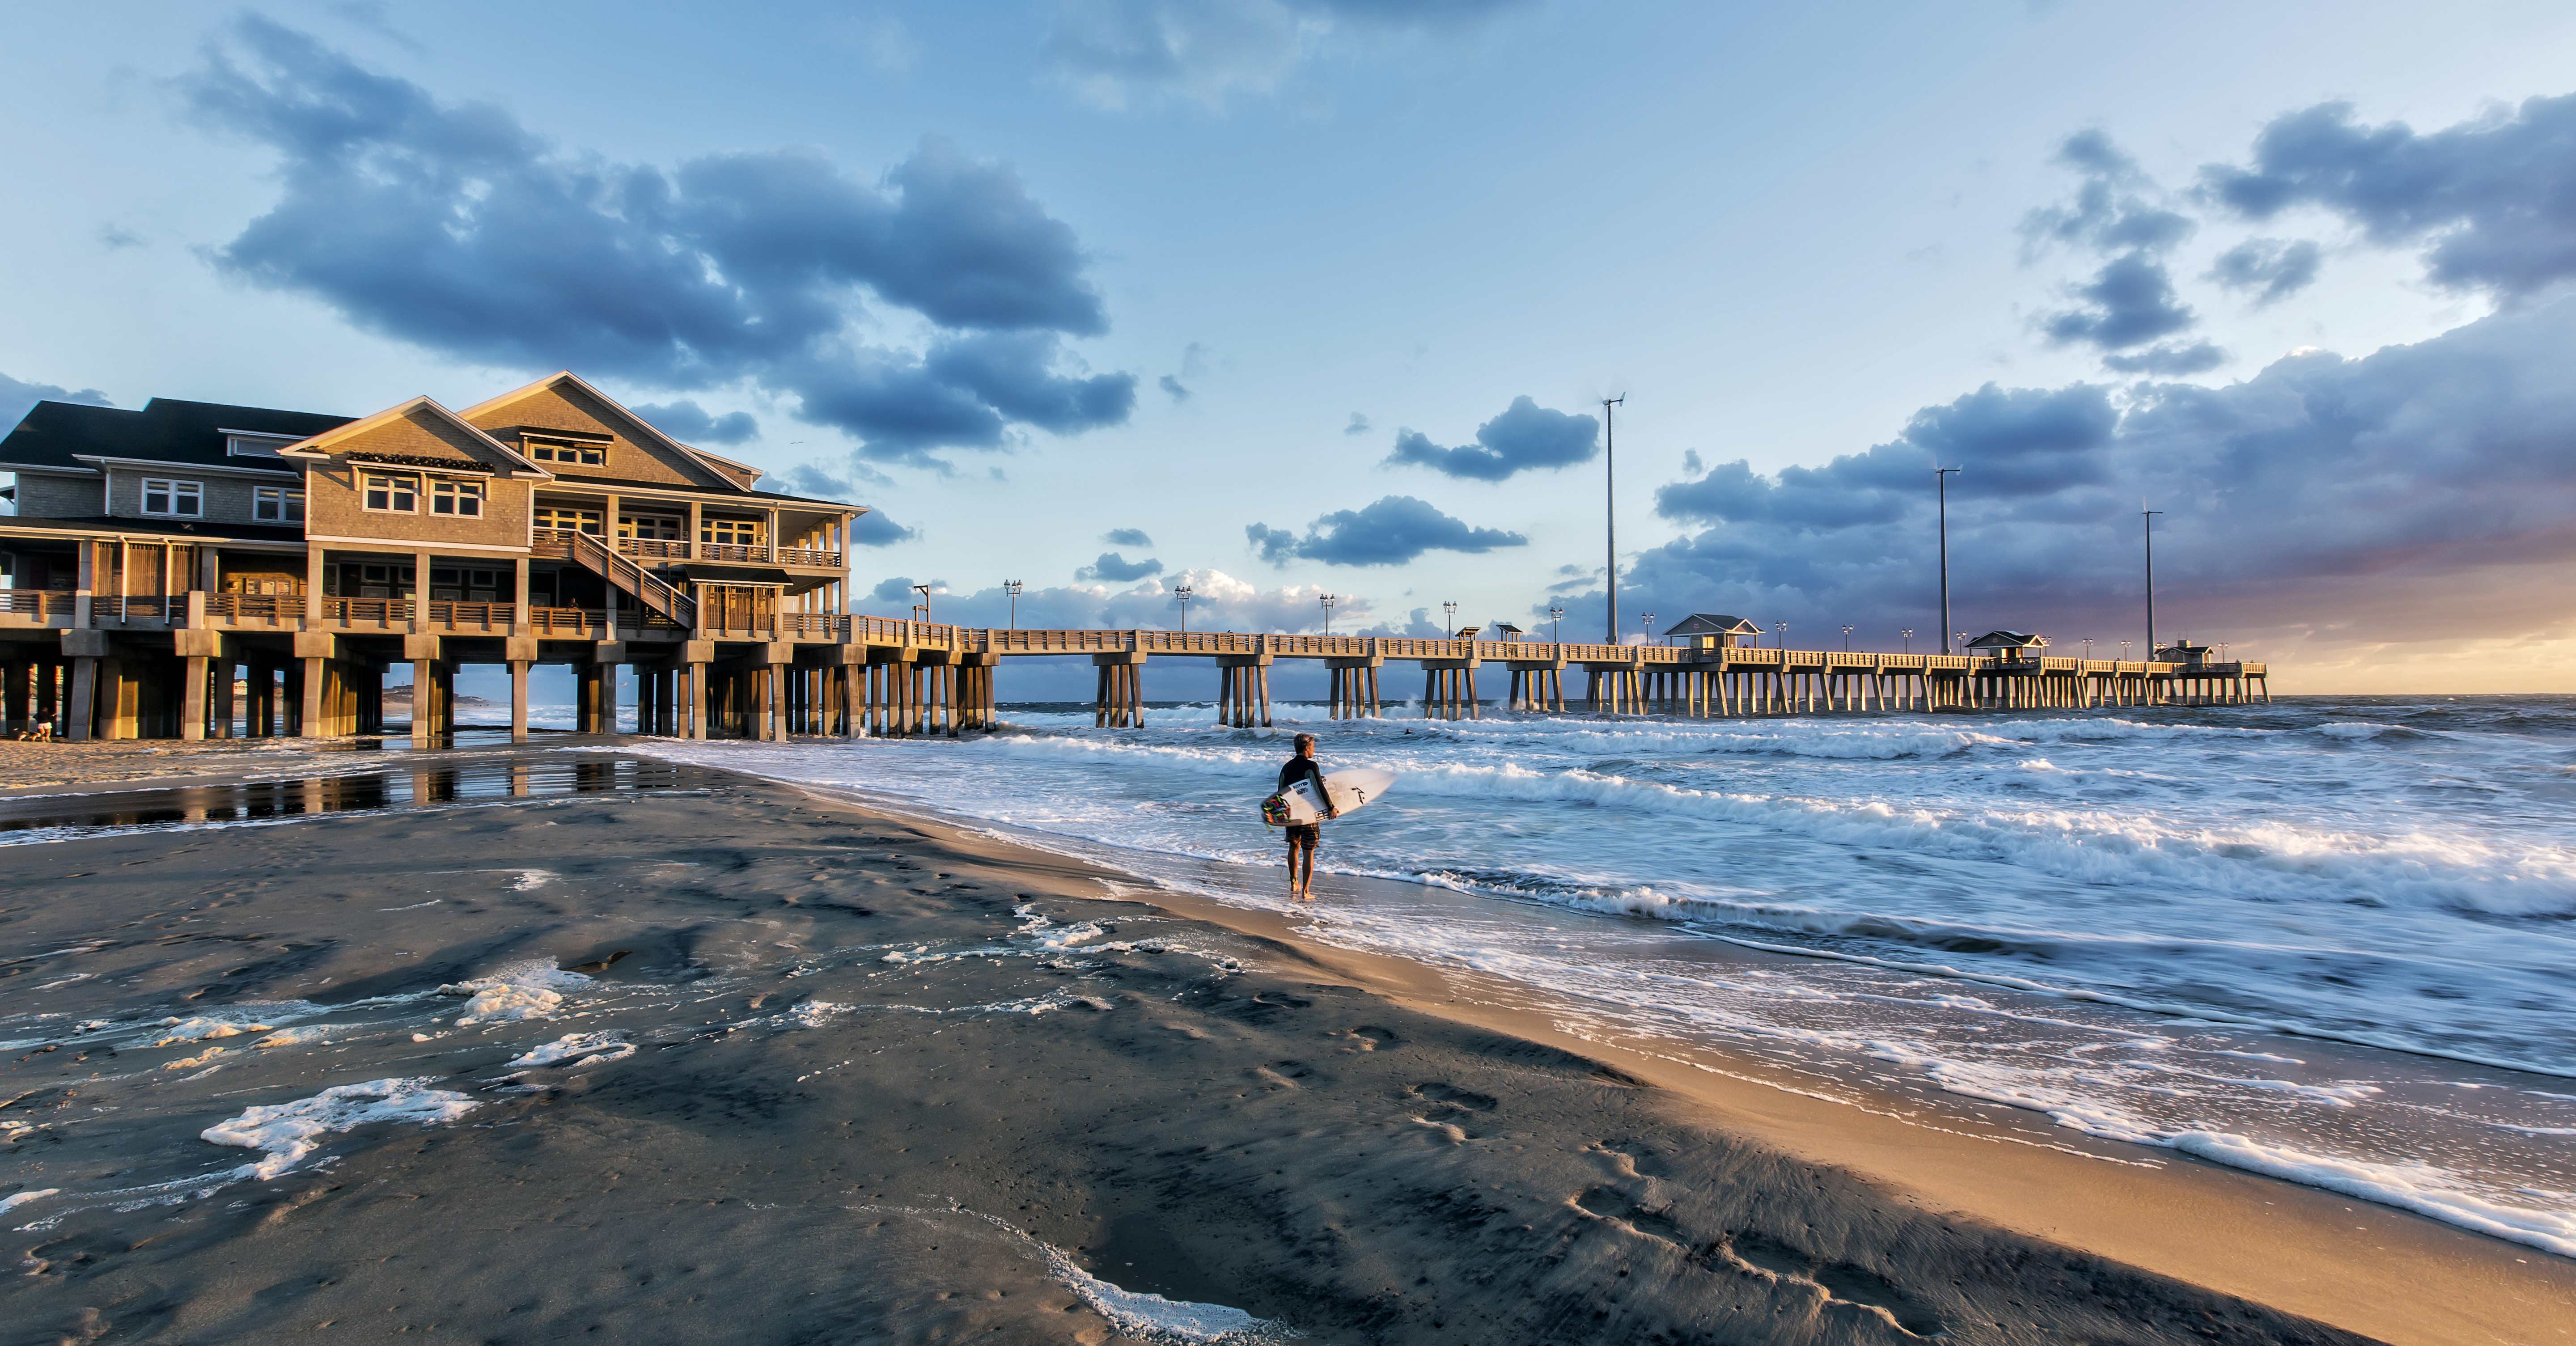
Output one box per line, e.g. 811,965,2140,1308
363,473,418,512
140,478,203,518
225,432,296,459
534,505,603,534
619,514,684,541
526,437,607,466
430,479,484,517
701,517,763,546
252,486,306,523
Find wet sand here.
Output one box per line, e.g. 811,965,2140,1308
0,748,2562,1344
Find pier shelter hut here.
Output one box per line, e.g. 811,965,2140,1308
1665,614,1761,650
1964,631,2049,709
0,372,868,745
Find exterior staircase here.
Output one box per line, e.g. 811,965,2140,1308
564,531,697,628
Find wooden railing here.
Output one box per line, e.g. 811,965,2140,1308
0,590,76,618
564,531,696,627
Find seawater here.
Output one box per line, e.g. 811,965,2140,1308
634,694,2576,1259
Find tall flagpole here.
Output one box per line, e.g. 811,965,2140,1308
1602,395,1624,643
2143,506,2162,654
1936,466,1961,654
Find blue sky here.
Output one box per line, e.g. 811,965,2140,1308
9,2,2576,691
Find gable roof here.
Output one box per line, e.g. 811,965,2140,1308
1665,613,1761,637
276,396,547,476
1965,630,2047,649
0,398,352,476
457,371,766,494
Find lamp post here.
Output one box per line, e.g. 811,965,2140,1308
2143,506,2162,656
2082,638,2093,660
1004,579,1022,630
1549,603,1564,644
1320,593,1337,635
1841,624,1854,652
911,583,932,623
1174,583,1192,635
1643,611,1656,646
1443,601,1458,638
1601,394,1625,643
1901,628,1914,654
1936,466,1961,653
2121,639,2133,660
1773,621,1787,649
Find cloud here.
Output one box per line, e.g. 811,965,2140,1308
97,224,144,250
1042,0,1533,109
1343,411,1370,436
869,576,937,605
2207,238,2323,305
1102,527,1153,546
631,398,758,445
848,509,917,546
2202,94,2576,297
1247,494,1527,567
1383,395,1599,481
181,18,1131,468
2038,252,2199,352
1603,291,2576,656
0,372,113,430
1076,550,1164,581
1159,374,1191,402
1354,606,1452,638
2101,341,2228,376
858,568,1366,633
2021,130,2196,258
2022,130,2213,366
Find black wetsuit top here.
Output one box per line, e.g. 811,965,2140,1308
1278,757,1330,815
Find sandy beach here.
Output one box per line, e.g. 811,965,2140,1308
1,743,2568,1345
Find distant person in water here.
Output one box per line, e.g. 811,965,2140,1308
1279,732,1336,900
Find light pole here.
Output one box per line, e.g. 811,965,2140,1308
1443,600,1458,637
2082,638,2094,660
1549,602,1564,644
1174,583,1192,635
1936,466,1961,653
1004,579,1022,630
1773,621,1787,649
1643,611,1657,646
2142,506,2163,656
1841,624,1854,652
911,583,932,623
1320,593,1337,635
2121,639,2133,660
1901,628,1914,654
1601,394,1625,643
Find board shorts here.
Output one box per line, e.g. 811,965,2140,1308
1284,823,1321,847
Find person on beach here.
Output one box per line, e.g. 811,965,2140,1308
1278,732,1336,900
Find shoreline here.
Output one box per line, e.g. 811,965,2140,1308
0,742,2569,1344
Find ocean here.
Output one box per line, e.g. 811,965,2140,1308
629,694,2576,1259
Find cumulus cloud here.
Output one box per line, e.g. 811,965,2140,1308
848,509,917,546
631,398,758,445
1076,550,1164,581
1343,411,1371,436
2039,252,2200,353
2203,94,2576,298
1102,527,1153,546
181,18,1131,468
2021,130,2196,258
2206,238,2323,305
2101,341,2228,376
2023,131,2214,365
0,372,113,430
1159,374,1191,402
1383,395,1600,481
1042,0,1533,109
861,567,1366,633
1603,292,2576,655
1247,494,1527,567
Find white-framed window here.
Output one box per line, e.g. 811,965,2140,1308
225,432,297,460
701,517,763,546
618,514,684,540
252,485,306,523
140,478,203,517
362,472,418,512
429,479,485,517
526,438,607,466
535,505,603,534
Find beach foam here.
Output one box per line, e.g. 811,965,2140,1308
201,1078,480,1179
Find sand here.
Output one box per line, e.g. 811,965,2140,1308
0,747,2563,1344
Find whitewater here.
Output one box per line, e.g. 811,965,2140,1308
622,694,2576,1258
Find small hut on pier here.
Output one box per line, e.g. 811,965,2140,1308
1665,614,1762,651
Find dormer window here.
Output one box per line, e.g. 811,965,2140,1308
223,430,300,460
525,435,607,466
141,478,203,517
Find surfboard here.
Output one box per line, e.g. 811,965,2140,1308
1263,768,1395,827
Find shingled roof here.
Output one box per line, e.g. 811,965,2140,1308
0,398,353,476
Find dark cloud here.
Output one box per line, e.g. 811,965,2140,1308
1044,0,1534,108
1343,412,1371,436
2039,253,2199,352
1159,374,1191,402
182,18,1128,468
2022,131,2196,258
1605,293,2576,654
2207,238,2323,305
1383,395,1599,481
1247,495,1526,567
2202,94,2576,297
868,576,933,605
1076,551,1164,582
2101,341,2228,376
631,399,758,446
848,509,916,546
1102,527,1153,546
0,373,113,431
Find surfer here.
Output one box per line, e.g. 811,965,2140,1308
1279,732,1337,900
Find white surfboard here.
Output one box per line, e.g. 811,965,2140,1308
1266,768,1395,827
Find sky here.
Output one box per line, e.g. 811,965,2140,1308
8,1,2576,693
